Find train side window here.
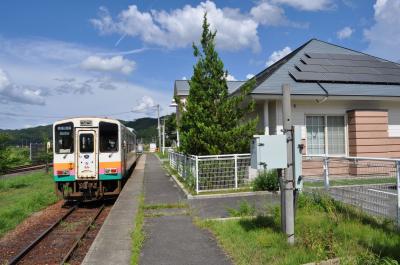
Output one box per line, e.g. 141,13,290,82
99,122,118,152
79,134,94,153
55,122,74,154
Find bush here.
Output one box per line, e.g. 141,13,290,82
252,169,279,191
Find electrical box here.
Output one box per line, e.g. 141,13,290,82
293,126,304,190
250,135,287,170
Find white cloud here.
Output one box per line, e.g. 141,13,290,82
226,74,237,81
364,0,400,62
246,74,255,79
271,0,334,11
182,76,187,80
250,2,286,26
92,2,260,52
250,1,308,28
266,46,292,66
91,1,308,52
337,26,353,39
0,69,45,105
81,55,136,74
0,37,172,128
132,96,157,114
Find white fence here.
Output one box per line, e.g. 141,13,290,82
169,151,251,193
303,155,400,224
169,151,400,224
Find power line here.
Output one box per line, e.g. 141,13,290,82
0,110,135,120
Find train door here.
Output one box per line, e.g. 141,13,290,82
77,130,98,179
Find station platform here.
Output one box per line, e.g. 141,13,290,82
81,155,146,265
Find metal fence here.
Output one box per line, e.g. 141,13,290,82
169,151,251,193
303,155,400,224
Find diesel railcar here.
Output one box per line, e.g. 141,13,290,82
53,117,138,200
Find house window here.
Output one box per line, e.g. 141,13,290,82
306,115,345,155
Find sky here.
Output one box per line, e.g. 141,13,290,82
0,0,399,129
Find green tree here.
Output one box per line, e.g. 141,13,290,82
0,133,11,173
178,14,258,155
164,114,177,146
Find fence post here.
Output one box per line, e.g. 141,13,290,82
396,160,400,228
234,154,238,189
195,156,199,194
323,156,330,190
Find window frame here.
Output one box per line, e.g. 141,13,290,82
55,122,74,154
99,121,119,153
305,114,348,156
79,133,95,153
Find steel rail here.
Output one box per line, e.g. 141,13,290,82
3,164,53,175
60,204,105,265
8,206,77,265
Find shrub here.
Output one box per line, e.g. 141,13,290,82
252,169,279,191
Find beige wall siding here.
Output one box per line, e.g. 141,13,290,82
348,110,390,158
252,99,400,177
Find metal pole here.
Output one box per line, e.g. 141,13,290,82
176,130,180,148
162,118,166,154
234,154,238,189
396,160,400,228
157,104,161,152
324,156,330,190
282,84,295,244
195,156,199,194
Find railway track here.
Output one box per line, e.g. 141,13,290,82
2,164,53,175
8,204,105,265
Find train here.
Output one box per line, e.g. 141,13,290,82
53,117,139,200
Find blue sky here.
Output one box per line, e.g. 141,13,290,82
0,0,399,129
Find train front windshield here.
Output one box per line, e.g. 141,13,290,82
55,122,74,154
99,122,118,152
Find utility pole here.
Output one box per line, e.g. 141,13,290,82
282,84,295,245
157,104,161,151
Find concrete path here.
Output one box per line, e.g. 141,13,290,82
139,154,232,265
190,193,280,219
82,155,146,265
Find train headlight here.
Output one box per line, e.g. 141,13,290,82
56,170,69,176
105,168,118,175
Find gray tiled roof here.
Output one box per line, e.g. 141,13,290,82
174,39,400,98
174,80,245,96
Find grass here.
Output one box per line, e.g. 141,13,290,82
156,151,169,160
143,203,188,210
131,194,145,265
143,203,189,218
198,193,400,265
0,171,58,238
304,177,396,188
5,147,31,167
227,200,257,217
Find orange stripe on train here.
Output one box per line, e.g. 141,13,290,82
99,162,121,168
54,163,74,170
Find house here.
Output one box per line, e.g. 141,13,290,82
173,39,400,160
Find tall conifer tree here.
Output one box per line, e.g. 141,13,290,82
178,14,258,155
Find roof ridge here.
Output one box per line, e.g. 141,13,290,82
239,38,315,95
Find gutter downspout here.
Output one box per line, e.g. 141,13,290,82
315,82,329,104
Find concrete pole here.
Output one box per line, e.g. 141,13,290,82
282,84,295,244
157,104,161,151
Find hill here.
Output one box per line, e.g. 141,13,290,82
1,115,175,146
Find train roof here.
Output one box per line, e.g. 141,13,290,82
53,117,136,132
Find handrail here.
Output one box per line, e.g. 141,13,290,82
303,155,400,162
